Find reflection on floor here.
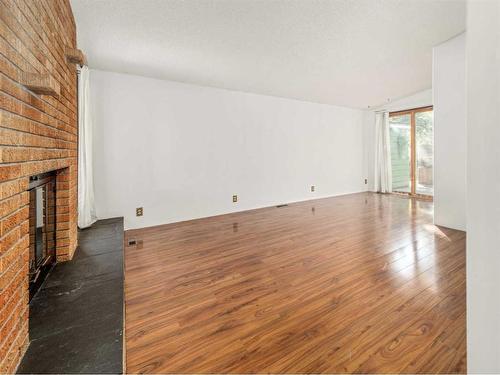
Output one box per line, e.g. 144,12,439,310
124,192,466,374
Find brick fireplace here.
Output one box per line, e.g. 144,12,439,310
0,0,79,372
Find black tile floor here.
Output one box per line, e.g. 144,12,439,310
17,218,124,374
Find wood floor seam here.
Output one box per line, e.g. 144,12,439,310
124,192,466,374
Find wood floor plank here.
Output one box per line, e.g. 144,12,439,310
124,192,466,373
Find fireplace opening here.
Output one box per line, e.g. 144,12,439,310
28,171,57,300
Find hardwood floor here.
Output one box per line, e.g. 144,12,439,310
124,192,466,373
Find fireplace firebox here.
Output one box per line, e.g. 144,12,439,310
28,171,57,300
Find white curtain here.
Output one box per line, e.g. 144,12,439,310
77,66,97,228
374,111,392,193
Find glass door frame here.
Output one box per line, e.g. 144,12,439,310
389,105,433,199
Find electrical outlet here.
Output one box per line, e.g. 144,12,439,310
311,185,315,192
364,178,368,185
232,195,238,203
127,239,143,248
136,207,143,216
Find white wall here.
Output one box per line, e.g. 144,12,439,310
433,33,466,231
91,70,366,230
363,89,433,191
373,89,433,114
466,0,500,372
362,110,376,191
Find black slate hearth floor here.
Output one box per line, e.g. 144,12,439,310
17,218,124,374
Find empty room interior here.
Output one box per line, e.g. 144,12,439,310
1,0,499,374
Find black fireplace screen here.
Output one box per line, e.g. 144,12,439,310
28,171,56,299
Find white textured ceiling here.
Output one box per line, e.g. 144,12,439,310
71,0,465,109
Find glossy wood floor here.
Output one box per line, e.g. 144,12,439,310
124,192,466,374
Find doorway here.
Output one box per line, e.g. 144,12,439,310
389,106,434,197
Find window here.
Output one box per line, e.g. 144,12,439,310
389,107,433,197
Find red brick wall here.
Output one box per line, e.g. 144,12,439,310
0,0,78,372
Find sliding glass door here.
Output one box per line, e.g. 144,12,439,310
389,107,433,197
415,109,433,195
389,113,411,193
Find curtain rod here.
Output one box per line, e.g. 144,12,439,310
76,64,87,74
